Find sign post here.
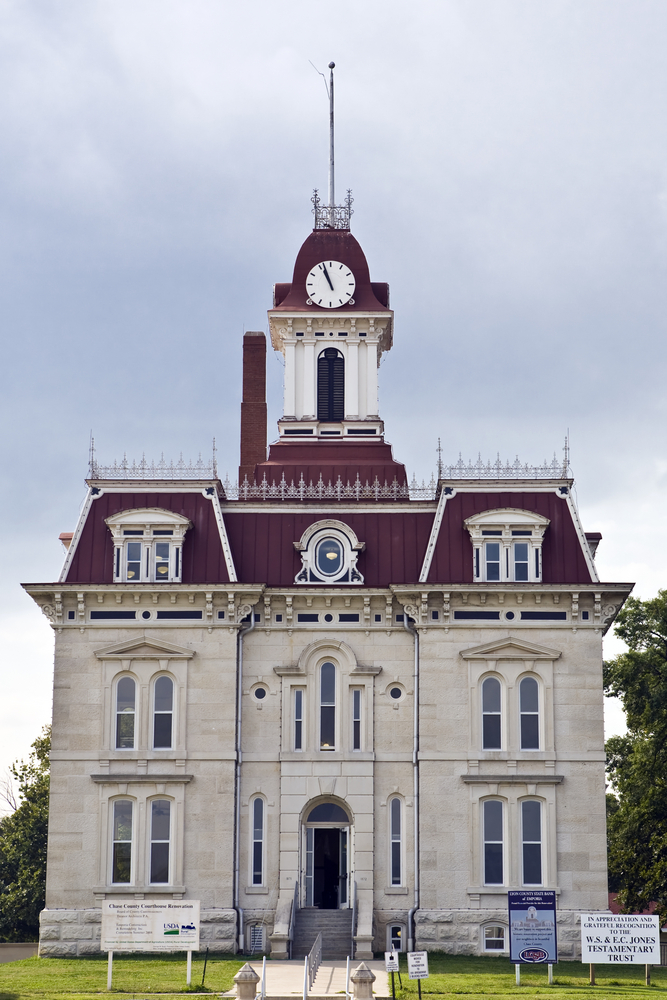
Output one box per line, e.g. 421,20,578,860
101,900,200,990
407,950,429,1000
580,912,659,984
385,950,399,1000
508,890,558,985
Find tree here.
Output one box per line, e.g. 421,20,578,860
604,590,667,920
0,727,50,941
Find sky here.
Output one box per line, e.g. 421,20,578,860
1,0,666,808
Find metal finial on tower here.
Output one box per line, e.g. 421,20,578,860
437,438,444,480
328,61,335,208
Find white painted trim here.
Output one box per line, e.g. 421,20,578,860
418,489,452,583
203,490,238,583
563,490,599,583
58,487,100,583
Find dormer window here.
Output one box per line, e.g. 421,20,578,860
106,509,192,584
294,520,365,584
464,509,550,584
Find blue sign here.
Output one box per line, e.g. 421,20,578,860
508,890,558,964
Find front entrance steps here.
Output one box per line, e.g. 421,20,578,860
223,959,390,997
293,908,353,960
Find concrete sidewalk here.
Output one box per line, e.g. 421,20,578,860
224,959,390,997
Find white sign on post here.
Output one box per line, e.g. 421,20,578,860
385,950,399,972
407,951,429,979
101,900,200,953
580,914,660,964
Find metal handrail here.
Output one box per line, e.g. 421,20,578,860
288,880,299,960
350,881,358,961
303,931,322,997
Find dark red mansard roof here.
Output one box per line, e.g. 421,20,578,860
425,490,595,585
272,229,389,312
65,492,231,585
250,440,408,493
64,486,595,588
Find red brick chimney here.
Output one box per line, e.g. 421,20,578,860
239,332,267,485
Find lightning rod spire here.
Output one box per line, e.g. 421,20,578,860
328,61,335,208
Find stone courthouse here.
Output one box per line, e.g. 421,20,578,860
24,190,632,960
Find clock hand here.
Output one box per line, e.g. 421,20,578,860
321,263,335,291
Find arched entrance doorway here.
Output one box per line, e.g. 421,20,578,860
303,801,351,909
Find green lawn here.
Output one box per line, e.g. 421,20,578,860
2,952,667,1000
0,952,243,998
393,953,667,999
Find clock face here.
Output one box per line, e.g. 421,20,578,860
306,261,355,308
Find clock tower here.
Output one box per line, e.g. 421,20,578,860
268,192,393,442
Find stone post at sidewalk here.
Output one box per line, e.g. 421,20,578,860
234,962,261,1000
350,962,376,1000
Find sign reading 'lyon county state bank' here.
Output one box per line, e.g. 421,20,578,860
580,914,660,964
101,900,200,952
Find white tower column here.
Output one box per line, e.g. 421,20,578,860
345,342,359,419
284,342,296,418
303,342,316,419
365,341,378,417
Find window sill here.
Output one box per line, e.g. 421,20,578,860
245,886,269,895
385,886,409,895
93,885,186,895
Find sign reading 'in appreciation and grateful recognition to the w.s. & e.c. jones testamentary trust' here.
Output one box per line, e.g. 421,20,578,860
580,914,660,963
508,890,558,964
101,900,200,952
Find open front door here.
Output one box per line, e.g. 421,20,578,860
338,828,349,907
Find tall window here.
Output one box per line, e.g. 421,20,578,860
390,797,402,886
352,689,361,751
484,539,501,581
149,800,171,884
116,677,136,750
153,676,174,749
482,677,501,750
320,662,336,750
294,689,304,751
112,800,133,883
519,677,539,750
522,800,542,885
317,348,344,421
483,800,503,885
252,798,264,886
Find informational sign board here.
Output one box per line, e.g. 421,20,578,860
385,950,399,972
580,914,660,964
101,900,200,952
508,890,558,964
407,951,429,979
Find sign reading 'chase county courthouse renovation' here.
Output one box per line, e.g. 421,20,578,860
101,900,200,953
580,914,660,963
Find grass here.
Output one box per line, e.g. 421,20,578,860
1,951,667,1000
392,953,667,999
0,951,243,999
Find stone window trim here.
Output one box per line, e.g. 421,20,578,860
294,519,365,585
249,795,267,889
464,509,550,584
483,923,508,953
387,794,405,889
462,637,560,757
466,783,559,893
275,638,381,759
105,508,192,585
387,923,406,952
95,783,186,893
478,670,545,755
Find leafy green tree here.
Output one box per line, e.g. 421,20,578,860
604,591,667,919
0,727,50,941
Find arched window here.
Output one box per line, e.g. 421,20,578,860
251,797,264,886
149,800,171,884
153,676,174,749
521,800,542,885
483,800,503,885
111,800,133,884
520,677,539,750
317,348,345,421
484,926,506,951
320,662,336,750
115,677,136,750
387,924,405,952
482,677,501,750
390,797,402,886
